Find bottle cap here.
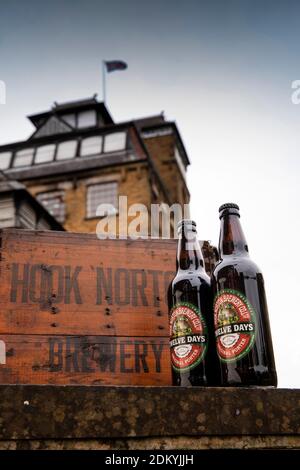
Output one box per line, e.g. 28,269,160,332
177,219,197,234
219,203,240,219
219,203,239,212
177,219,197,228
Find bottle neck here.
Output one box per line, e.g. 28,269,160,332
219,213,249,258
177,229,205,271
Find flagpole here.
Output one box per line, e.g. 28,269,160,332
102,61,106,103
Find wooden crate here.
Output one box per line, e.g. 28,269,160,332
0,230,177,385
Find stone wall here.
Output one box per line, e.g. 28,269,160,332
143,133,189,206
0,385,298,450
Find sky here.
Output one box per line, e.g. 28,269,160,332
0,0,299,387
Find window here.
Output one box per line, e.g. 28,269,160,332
80,136,102,157
0,151,12,169
13,148,35,167
56,140,77,160
35,144,55,164
37,191,65,223
78,110,97,128
104,132,127,153
86,182,118,218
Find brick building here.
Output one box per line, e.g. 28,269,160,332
0,96,217,269
0,171,64,231
0,97,190,235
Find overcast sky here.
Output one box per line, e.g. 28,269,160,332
0,0,299,387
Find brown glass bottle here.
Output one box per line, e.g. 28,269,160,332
168,220,220,386
211,203,277,386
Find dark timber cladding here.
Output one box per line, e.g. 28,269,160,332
0,229,177,385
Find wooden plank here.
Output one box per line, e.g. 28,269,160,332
0,231,216,386
0,229,176,385
0,335,171,385
0,230,176,336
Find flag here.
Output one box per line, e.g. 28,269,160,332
105,60,128,73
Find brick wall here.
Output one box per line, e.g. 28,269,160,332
26,162,152,234
142,133,190,206
17,125,191,239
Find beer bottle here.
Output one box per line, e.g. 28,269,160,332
168,220,219,386
212,203,277,386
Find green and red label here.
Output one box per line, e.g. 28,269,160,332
214,289,256,362
169,302,208,372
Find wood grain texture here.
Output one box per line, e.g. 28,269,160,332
0,229,175,385
0,230,176,336
0,335,171,385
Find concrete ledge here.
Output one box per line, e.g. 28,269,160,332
0,386,299,446
1,436,300,450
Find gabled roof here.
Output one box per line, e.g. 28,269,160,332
31,115,73,139
28,97,114,129
0,101,190,198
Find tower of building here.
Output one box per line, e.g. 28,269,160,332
0,97,190,235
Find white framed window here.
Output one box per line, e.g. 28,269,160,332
80,136,103,157
78,110,97,128
13,148,35,167
0,151,12,169
35,144,56,164
56,140,77,161
37,190,65,223
86,182,118,218
104,132,127,153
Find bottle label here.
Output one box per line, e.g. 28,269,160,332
214,289,256,362
169,302,208,372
